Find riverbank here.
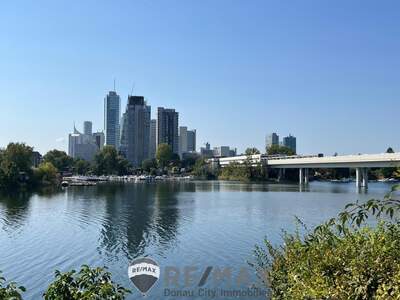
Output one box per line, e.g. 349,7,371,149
62,174,195,186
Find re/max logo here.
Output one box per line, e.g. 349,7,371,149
162,266,253,287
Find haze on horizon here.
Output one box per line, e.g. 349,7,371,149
0,0,399,155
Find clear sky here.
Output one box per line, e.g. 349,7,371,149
1,0,399,155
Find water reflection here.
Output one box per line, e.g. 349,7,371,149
0,192,31,234
81,183,185,261
0,188,61,234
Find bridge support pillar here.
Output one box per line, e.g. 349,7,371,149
299,168,309,185
299,168,304,185
356,168,368,189
278,168,285,182
356,168,361,188
362,168,368,189
304,168,309,185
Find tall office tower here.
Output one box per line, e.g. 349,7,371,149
283,134,297,154
104,91,121,149
266,132,279,150
149,119,157,158
83,121,93,135
120,96,151,167
187,129,196,152
93,132,105,150
157,107,179,154
179,126,188,157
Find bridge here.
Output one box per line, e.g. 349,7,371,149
208,153,400,189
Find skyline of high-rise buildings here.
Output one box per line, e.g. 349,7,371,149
69,87,290,164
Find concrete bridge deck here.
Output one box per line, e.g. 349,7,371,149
209,153,400,189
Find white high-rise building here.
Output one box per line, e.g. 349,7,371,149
179,126,188,157
68,123,102,161
104,91,121,149
179,127,196,157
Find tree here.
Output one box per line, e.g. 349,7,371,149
142,158,157,172
181,156,198,169
43,150,73,172
386,147,395,153
92,146,131,176
43,265,130,300
73,158,91,175
266,145,295,156
156,144,172,168
34,162,59,186
170,153,181,168
245,148,260,155
192,158,217,179
0,143,34,190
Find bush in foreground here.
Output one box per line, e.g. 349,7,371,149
0,266,130,300
43,265,130,300
0,271,25,300
252,185,400,299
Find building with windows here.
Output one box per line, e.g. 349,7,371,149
104,91,121,149
266,132,279,150
200,142,213,158
84,121,92,136
213,146,236,158
149,119,157,159
93,132,105,150
179,126,188,157
283,134,297,154
179,126,197,158
68,123,101,161
120,96,151,167
187,129,196,152
157,107,179,154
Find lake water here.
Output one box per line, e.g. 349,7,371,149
0,181,393,299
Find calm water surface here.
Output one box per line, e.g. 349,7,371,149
0,181,393,299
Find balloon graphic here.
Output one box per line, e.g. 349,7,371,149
128,257,160,295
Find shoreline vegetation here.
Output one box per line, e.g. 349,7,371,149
251,185,400,299
1,143,399,193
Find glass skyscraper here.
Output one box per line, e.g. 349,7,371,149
104,91,121,149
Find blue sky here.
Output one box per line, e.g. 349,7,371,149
1,0,399,155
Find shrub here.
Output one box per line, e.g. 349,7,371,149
43,265,130,300
0,271,25,300
252,185,400,299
